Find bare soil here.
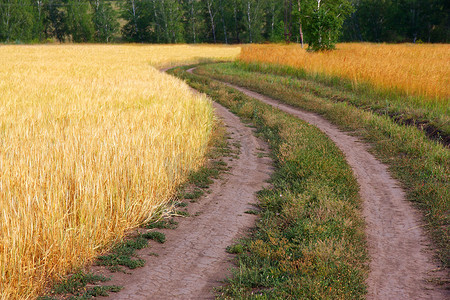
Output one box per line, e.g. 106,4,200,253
92,100,273,299
205,75,448,300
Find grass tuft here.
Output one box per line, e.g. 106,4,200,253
142,232,166,244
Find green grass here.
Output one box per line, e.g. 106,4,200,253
200,62,450,145
190,62,450,269
142,232,166,244
37,271,122,300
170,66,368,299
144,218,179,230
96,236,150,271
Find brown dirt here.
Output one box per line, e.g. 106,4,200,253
196,71,448,300
92,84,273,298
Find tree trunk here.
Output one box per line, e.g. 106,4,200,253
298,0,303,48
284,0,292,43
218,0,228,44
206,0,216,43
246,1,252,43
189,0,196,43
270,1,275,39
233,1,240,43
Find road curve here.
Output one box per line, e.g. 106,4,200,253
187,67,448,300
102,70,273,299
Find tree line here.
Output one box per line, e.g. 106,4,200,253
0,0,448,48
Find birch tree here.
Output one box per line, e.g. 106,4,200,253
0,0,34,42
242,0,264,43
121,0,151,42
65,0,94,42
302,0,353,50
91,0,119,42
152,0,184,43
205,0,216,43
298,0,304,47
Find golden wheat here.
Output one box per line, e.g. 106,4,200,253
240,43,450,101
0,44,240,299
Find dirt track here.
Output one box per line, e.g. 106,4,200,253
192,69,447,300
91,66,447,300
101,94,273,298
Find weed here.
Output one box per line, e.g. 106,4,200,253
174,210,190,217
37,270,121,300
183,189,204,200
188,167,218,188
96,237,148,271
175,202,188,208
144,219,179,230
142,232,166,244
226,244,244,254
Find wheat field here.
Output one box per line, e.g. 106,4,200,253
0,44,239,299
240,43,450,101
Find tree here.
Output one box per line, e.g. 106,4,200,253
65,0,94,42
91,0,119,42
42,0,67,42
284,0,293,42
298,0,304,47
302,0,353,50
242,0,264,43
205,0,217,43
155,0,184,43
217,0,228,43
231,0,243,43
184,0,203,43
121,0,152,42
0,0,35,42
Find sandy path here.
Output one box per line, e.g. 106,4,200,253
101,89,273,298
189,68,448,300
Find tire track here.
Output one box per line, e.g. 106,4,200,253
188,67,448,300
101,71,273,299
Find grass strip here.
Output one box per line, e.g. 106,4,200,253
192,62,450,269
37,271,122,300
204,62,450,146
171,66,368,299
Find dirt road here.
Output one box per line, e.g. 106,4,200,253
102,96,273,298
190,68,446,300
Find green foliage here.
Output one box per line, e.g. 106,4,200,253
342,0,450,43
1,0,448,44
65,0,94,42
302,0,354,51
120,0,152,42
121,0,184,43
92,0,119,42
0,0,35,42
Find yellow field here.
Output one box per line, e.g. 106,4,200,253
0,45,239,299
240,43,450,101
